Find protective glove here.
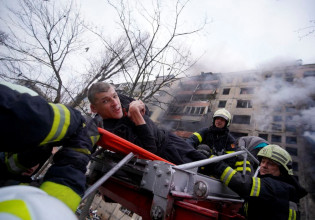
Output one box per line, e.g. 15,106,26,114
198,154,222,176
196,144,212,158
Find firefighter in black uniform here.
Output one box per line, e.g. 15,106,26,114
205,144,307,220
186,109,252,174
0,81,100,212
87,82,207,165
236,136,269,170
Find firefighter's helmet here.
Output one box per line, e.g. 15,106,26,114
257,144,293,175
213,108,232,127
0,185,77,220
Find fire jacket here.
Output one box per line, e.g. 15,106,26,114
187,126,252,174
0,82,99,211
211,162,307,220
100,94,207,165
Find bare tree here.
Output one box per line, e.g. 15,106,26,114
0,0,143,112
0,0,206,113
296,19,315,40
0,0,87,103
0,30,8,45
67,34,137,109
106,0,207,104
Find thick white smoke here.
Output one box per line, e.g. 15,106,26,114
295,107,315,143
253,69,315,142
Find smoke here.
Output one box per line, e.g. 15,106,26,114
295,107,315,142
256,57,302,71
252,66,315,142
158,71,217,132
254,77,315,107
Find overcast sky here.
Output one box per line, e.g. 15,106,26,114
1,0,314,74
80,0,315,73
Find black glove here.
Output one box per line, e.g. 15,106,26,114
198,153,223,176
196,144,211,158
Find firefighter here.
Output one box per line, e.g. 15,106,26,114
204,144,307,220
186,108,235,155
0,81,100,212
186,108,252,174
236,136,269,170
0,185,77,219
87,82,207,165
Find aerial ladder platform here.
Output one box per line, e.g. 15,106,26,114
84,128,247,220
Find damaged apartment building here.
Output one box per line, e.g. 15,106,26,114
153,62,315,220
113,62,314,219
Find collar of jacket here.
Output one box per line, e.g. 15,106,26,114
209,126,229,135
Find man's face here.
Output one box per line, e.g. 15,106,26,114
259,157,281,176
90,87,123,119
214,117,227,128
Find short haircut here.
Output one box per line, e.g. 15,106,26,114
87,82,114,104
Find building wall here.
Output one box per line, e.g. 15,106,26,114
155,63,315,220
113,64,314,219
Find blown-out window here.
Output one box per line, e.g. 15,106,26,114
272,124,282,131
304,71,315,77
286,136,297,144
236,100,252,108
233,115,251,124
273,115,282,122
222,88,230,95
271,135,281,143
258,133,268,141
286,147,297,156
218,100,227,108
240,87,254,94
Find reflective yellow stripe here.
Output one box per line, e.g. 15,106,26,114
90,135,100,146
289,201,297,220
250,177,261,197
235,161,250,166
243,202,248,217
40,181,81,212
225,151,235,154
235,167,252,172
40,103,70,145
220,167,236,186
70,148,91,155
193,132,202,143
288,208,296,220
19,182,30,186
0,199,31,220
5,154,27,174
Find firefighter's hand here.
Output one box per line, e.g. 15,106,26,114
196,144,211,158
128,100,146,125
198,154,220,176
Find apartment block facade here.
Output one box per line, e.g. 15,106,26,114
112,62,314,219
154,63,315,219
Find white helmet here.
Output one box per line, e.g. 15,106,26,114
0,185,77,220
213,108,232,127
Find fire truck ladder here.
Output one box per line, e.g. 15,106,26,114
85,128,251,220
